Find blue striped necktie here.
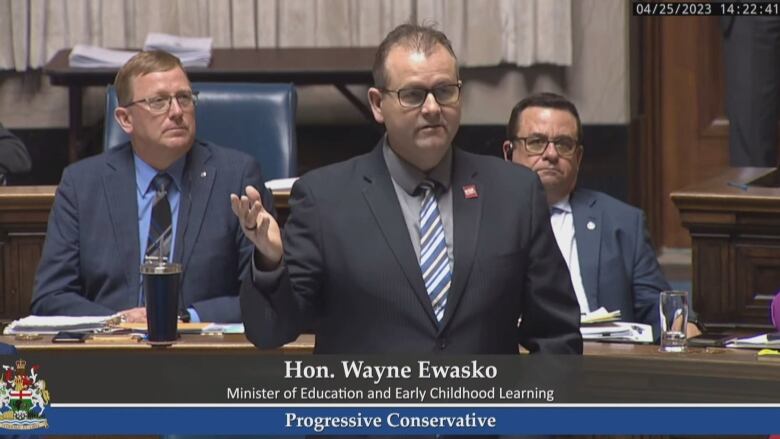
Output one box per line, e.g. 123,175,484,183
146,173,173,263
418,180,451,323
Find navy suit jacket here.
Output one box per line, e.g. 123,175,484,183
570,188,668,334
31,140,273,322
0,343,15,355
241,144,582,354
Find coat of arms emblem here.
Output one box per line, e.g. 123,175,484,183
0,359,50,429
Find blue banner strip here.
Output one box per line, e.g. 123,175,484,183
5,407,779,435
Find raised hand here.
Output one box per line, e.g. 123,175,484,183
230,185,283,269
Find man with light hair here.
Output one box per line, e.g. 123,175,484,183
33,50,275,323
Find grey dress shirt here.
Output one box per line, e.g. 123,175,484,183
382,138,454,267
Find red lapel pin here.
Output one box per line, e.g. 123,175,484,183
462,184,478,199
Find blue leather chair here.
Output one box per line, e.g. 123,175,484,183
104,82,297,180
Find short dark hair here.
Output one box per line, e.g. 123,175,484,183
506,92,583,143
372,22,458,88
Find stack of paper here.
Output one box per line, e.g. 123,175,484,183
726,333,780,349
143,33,212,67
581,307,621,324
3,314,121,335
580,322,653,343
68,45,138,68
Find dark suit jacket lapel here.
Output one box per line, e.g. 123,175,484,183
103,144,141,309
571,189,602,310
439,148,482,331
359,144,438,326
175,141,216,272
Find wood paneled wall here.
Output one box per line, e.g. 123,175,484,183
637,16,731,248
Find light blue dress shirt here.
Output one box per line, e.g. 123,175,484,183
134,154,200,322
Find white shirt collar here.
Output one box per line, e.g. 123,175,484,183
551,194,572,214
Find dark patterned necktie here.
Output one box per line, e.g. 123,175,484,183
146,173,173,263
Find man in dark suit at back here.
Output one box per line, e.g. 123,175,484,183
502,92,701,338
231,23,582,354
0,123,32,185
32,50,274,323
720,15,780,166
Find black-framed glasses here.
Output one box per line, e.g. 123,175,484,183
122,91,199,114
511,135,579,157
381,82,462,108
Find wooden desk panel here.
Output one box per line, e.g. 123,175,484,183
0,186,56,321
0,333,314,352
4,334,776,379
671,167,780,331
3,335,778,439
584,343,780,403
0,185,289,321
4,335,779,403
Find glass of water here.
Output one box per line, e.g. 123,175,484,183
659,290,689,352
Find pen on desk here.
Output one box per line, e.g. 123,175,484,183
727,181,749,191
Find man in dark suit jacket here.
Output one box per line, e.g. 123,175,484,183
231,24,582,354
720,15,780,166
503,92,700,337
32,50,272,323
0,122,32,185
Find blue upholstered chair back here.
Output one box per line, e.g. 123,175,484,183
104,82,297,180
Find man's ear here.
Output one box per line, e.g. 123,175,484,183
114,107,133,135
367,87,385,124
502,141,512,161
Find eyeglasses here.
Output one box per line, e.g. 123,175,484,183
123,91,199,114
381,82,462,108
512,135,579,157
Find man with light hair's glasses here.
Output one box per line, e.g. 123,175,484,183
122,91,199,114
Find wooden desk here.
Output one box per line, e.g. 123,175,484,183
0,185,290,321
671,167,780,332
2,334,773,438
583,342,780,402
44,47,377,161
0,186,56,322
4,334,779,403
2,332,771,368
0,332,314,352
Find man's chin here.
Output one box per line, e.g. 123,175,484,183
161,138,194,152
539,175,563,189
414,134,451,151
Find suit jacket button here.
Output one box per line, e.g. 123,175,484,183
437,337,447,350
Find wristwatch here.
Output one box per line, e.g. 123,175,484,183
179,309,191,323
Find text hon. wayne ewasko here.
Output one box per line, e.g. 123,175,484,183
285,360,497,385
